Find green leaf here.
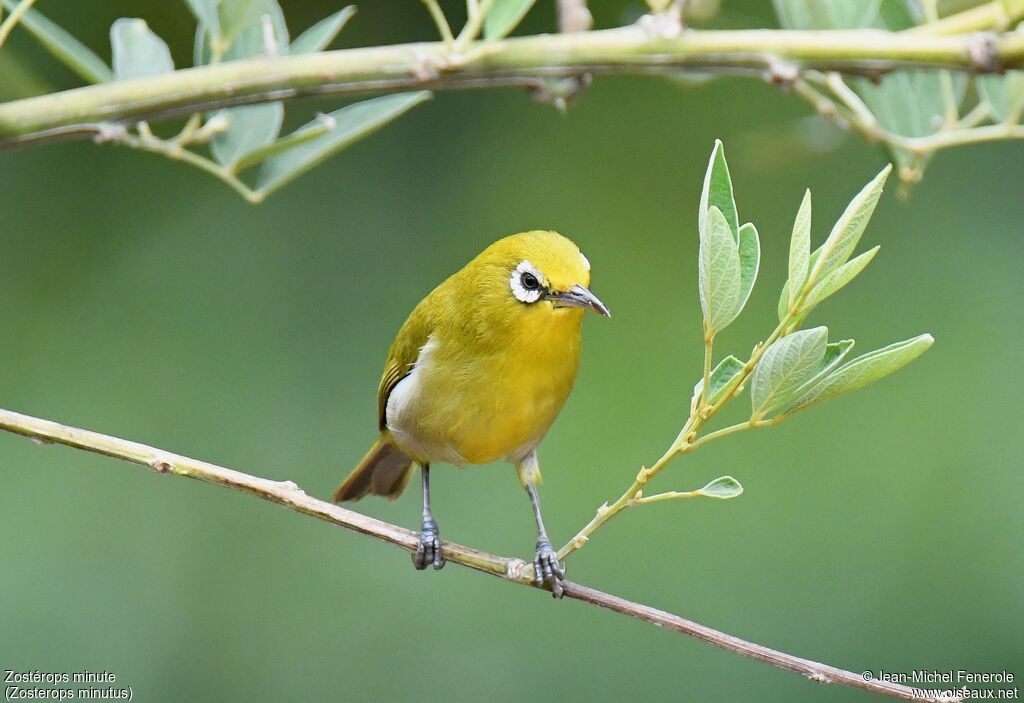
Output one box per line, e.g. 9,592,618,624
854,71,966,171
786,334,934,413
184,0,220,38
697,476,743,499
194,0,289,64
225,2,288,59
232,113,337,172
254,92,432,197
290,6,356,54
851,0,964,176
808,165,890,286
219,0,289,49
788,189,812,310
736,222,760,317
698,139,739,243
210,103,285,168
778,247,822,322
692,355,745,407
803,245,878,310
978,71,1024,123
202,1,290,167
876,0,918,30
0,0,112,83
110,19,174,81
762,338,854,416
774,0,881,29
484,0,539,40
699,206,742,336
751,327,828,415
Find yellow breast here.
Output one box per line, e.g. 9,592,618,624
386,306,584,466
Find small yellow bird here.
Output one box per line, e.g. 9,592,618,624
333,231,609,595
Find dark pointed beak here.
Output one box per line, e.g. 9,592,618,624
548,284,611,318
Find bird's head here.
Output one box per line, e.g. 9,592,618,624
469,230,610,321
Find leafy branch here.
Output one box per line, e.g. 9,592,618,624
777,0,1024,188
558,141,933,561
1,0,1024,199
0,406,953,703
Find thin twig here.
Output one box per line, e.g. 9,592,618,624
113,130,263,203
0,0,38,47
896,122,1024,152
559,304,802,562
0,406,954,703
907,0,1024,36
421,0,454,44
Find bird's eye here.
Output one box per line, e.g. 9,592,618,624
510,260,544,304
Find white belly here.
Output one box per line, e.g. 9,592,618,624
385,337,468,465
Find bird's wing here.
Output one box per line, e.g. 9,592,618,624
376,298,436,431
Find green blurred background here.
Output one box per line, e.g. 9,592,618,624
1,1,1021,701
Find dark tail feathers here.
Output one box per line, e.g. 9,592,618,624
332,433,414,502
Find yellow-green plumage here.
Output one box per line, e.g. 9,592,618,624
333,230,601,503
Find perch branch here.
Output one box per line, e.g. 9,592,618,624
2,24,1024,148
0,406,956,703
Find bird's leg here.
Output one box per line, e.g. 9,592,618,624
519,452,565,597
412,464,444,571
526,483,565,597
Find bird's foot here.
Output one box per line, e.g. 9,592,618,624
533,539,565,598
412,517,445,571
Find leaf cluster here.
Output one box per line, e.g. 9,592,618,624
695,140,933,427
1,0,432,201
775,0,1024,180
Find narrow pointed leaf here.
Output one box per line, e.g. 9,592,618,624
211,103,284,167
786,334,934,413
788,189,812,309
255,92,432,197
698,139,739,242
484,0,540,39
232,114,336,172
290,6,356,54
0,0,112,83
110,19,174,81
762,339,854,416
779,247,822,322
698,476,743,499
193,22,210,67
777,280,790,323
699,206,742,336
808,165,890,286
751,327,828,414
692,355,745,407
804,245,879,310
736,222,760,317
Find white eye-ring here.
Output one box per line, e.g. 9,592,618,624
510,260,544,304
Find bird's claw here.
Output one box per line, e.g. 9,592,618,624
412,517,445,571
533,539,565,598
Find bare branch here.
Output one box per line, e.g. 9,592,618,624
0,406,955,703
